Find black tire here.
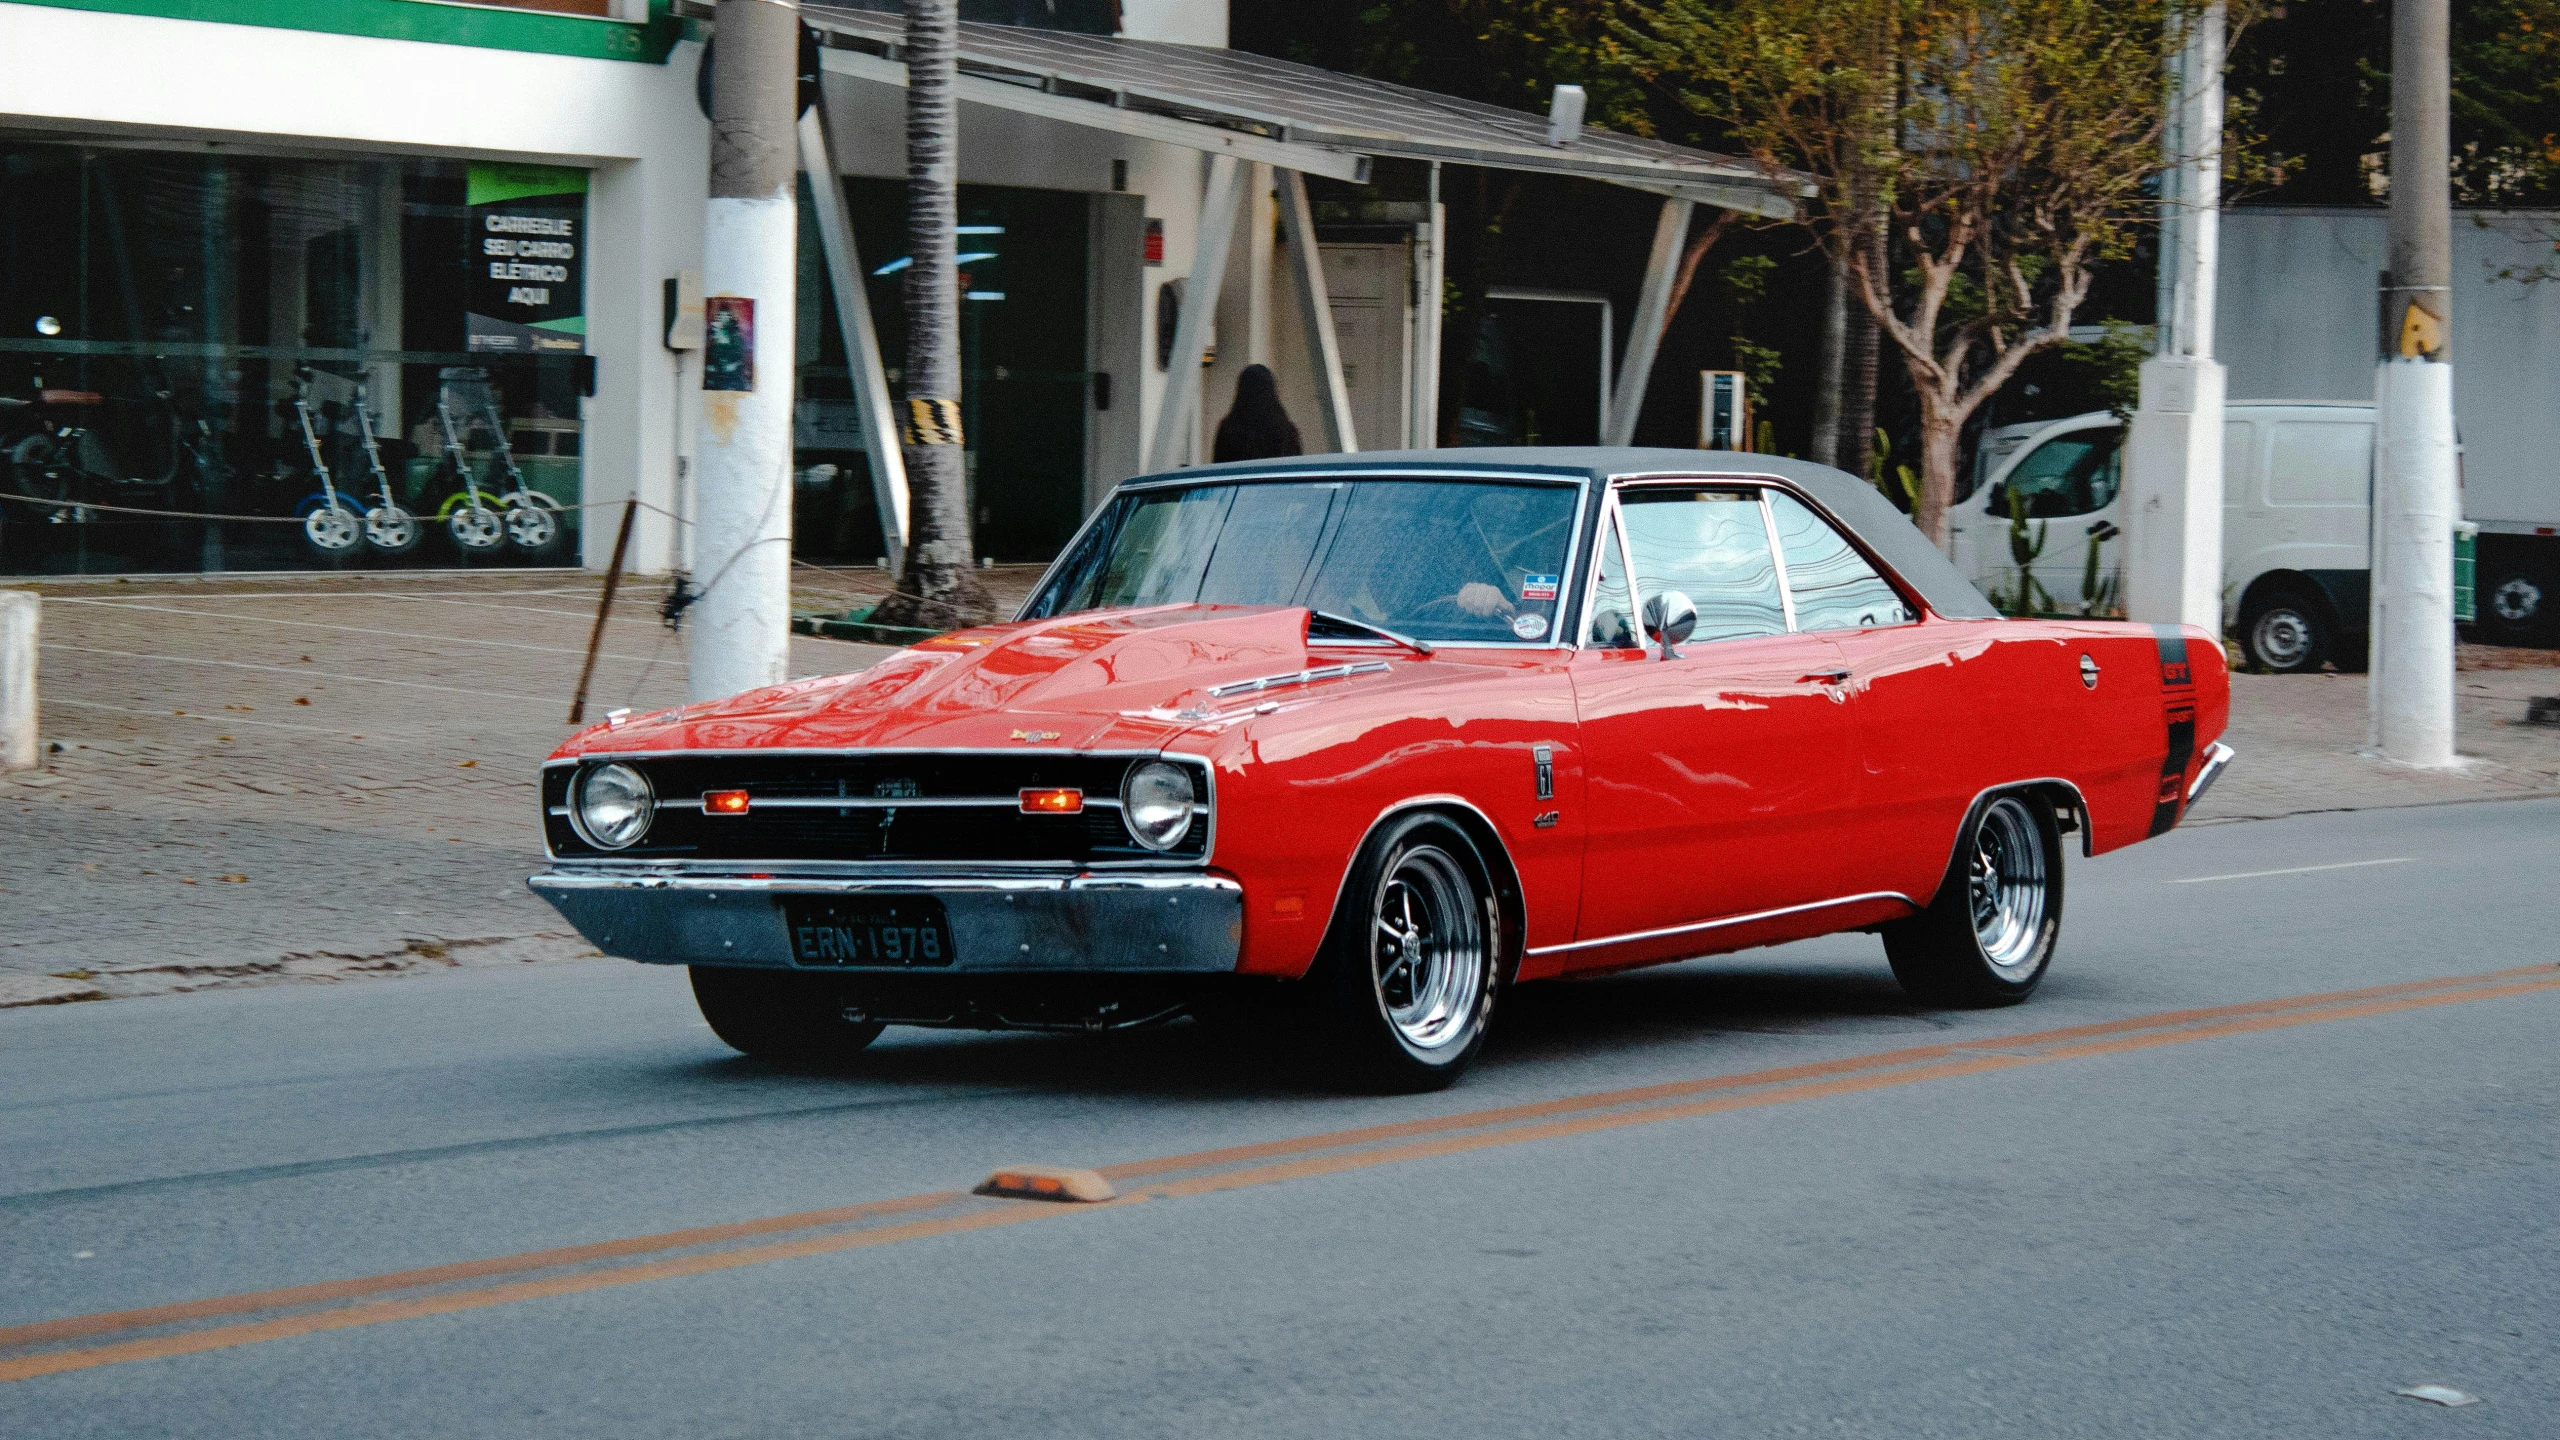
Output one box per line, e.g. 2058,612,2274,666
689,966,887,1063
1306,813,1504,1093
2240,584,2332,673
1883,791,2064,1008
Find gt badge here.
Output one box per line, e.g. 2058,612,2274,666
1010,729,1061,743
2079,654,2100,689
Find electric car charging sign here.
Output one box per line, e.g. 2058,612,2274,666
467,163,588,355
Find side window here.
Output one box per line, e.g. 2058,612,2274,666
1989,429,2123,519
1584,508,1640,649
1617,488,1787,644
2221,422,2255,510
2266,421,2369,507
1768,491,1916,632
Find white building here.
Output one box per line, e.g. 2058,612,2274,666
0,0,1791,579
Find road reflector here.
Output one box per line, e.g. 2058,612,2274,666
974,1165,1116,1203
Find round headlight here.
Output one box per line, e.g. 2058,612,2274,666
1120,760,1197,852
573,762,655,850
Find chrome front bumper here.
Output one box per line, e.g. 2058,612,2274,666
529,867,1244,974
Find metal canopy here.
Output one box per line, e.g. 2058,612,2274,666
792,5,1806,218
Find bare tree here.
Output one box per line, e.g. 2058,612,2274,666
871,0,995,629
1626,0,2210,542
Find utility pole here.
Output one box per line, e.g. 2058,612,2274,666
689,0,800,702
2124,2,2225,633
2370,0,2460,766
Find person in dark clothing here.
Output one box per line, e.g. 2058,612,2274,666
1211,364,1304,463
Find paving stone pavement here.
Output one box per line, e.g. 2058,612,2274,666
2,568,2552,1005
0,566,1043,1004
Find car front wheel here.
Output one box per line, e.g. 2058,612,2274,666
689,966,887,1063
1311,814,1503,1093
1883,791,2063,1007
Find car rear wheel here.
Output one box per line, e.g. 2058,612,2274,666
689,966,887,1063
2241,585,2331,673
1883,791,2063,1007
1310,814,1502,1093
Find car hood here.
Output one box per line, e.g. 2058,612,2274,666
556,604,1425,758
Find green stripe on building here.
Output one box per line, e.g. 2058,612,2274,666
4,0,681,64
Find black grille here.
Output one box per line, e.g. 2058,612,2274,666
543,752,1208,865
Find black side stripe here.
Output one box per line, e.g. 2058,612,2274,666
2148,624,2197,837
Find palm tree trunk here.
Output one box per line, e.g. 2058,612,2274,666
1807,253,1847,467
871,0,995,630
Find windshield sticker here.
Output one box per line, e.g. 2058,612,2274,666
1512,613,1550,640
1521,574,1561,600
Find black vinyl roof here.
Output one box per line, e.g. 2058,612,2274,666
797,6,1806,215
1135,448,2003,622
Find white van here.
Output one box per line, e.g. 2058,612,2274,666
1948,402,2375,672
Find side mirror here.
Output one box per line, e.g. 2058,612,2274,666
1642,590,1697,659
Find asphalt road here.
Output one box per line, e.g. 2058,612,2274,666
2,798,2554,1437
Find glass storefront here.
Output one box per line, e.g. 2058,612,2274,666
792,179,1091,566
0,139,588,575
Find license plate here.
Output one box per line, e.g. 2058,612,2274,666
783,897,955,968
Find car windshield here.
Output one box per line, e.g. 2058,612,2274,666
1027,478,1581,643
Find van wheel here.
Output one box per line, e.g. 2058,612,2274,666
2241,585,2331,673
2480,560,2552,645
690,967,886,1063
1883,792,2063,1007
1308,814,1502,1093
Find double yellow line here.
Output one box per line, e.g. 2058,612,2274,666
6,961,2555,1385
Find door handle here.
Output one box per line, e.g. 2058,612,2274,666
1800,669,1851,685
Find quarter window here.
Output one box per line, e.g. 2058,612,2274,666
1768,491,1915,631
1616,488,1787,643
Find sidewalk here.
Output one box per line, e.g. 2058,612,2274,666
0,566,1044,1006
4,574,2554,1005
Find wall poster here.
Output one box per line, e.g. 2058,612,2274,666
466,162,587,355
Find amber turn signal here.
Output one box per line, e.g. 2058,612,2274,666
702,788,751,815
1018,787,1084,814
973,1165,1116,1203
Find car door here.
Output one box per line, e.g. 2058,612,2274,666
1568,483,1862,952
1762,487,1991,904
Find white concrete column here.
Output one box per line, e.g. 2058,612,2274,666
1245,162,1275,367
690,0,799,702
1,591,35,772
2125,2,2225,632
1605,198,1692,447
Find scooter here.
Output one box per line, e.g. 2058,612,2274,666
349,378,419,557
283,366,364,564
430,368,564,559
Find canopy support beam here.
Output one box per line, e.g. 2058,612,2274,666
1147,154,1246,473
798,96,909,573
1606,197,1693,447
1276,167,1358,454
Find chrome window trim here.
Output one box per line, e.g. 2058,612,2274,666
1610,467,1931,627
1758,489,1802,632
1527,890,1920,958
1017,467,1593,650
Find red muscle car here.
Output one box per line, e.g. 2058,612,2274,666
533,449,2232,1091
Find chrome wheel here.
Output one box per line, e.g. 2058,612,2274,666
1968,796,2048,973
1371,844,1488,1053
2250,606,2313,670
302,502,361,555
